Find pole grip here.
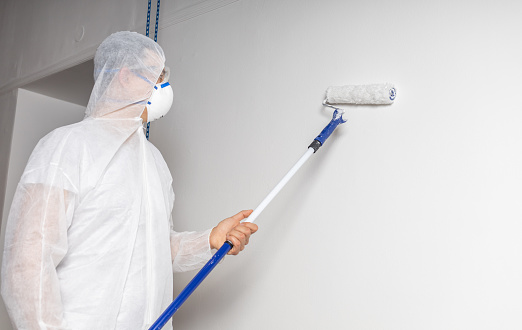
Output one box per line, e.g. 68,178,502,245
148,241,233,330
309,109,347,152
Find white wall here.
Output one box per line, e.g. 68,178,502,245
0,89,85,329
148,0,522,329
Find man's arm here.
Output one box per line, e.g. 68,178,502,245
2,183,72,329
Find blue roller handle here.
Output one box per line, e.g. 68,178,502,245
148,241,233,330
314,109,347,145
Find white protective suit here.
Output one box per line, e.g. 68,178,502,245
1,31,213,330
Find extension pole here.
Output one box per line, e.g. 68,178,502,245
148,110,347,330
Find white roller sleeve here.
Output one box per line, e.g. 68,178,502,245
326,83,396,105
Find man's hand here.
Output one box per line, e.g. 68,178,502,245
209,210,258,255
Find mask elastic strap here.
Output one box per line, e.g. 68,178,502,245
132,71,155,86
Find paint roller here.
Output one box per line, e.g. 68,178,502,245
148,83,397,330
325,83,396,105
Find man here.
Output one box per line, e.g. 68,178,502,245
1,31,257,330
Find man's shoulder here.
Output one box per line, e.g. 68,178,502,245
29,121,92,165
39,120,86,145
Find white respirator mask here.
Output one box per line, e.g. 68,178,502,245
146,81,173,122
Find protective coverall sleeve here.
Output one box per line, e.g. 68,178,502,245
1,179,75,330
170,228,213,273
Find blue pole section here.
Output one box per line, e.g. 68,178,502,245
148,241,233,330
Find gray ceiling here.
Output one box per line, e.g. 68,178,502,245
23,59,95,107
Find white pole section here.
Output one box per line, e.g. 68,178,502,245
243,147,315,224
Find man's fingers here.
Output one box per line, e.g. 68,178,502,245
226,236,242,255
221,210,257,255
230,209,253,222
228,230,247,246
226,227,253,255
234,224,253,236
242,222,258,234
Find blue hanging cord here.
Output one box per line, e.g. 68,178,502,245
154,0,160,42
146,0,151,37
145,0,161,140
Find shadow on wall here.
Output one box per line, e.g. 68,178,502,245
23,60,95,107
